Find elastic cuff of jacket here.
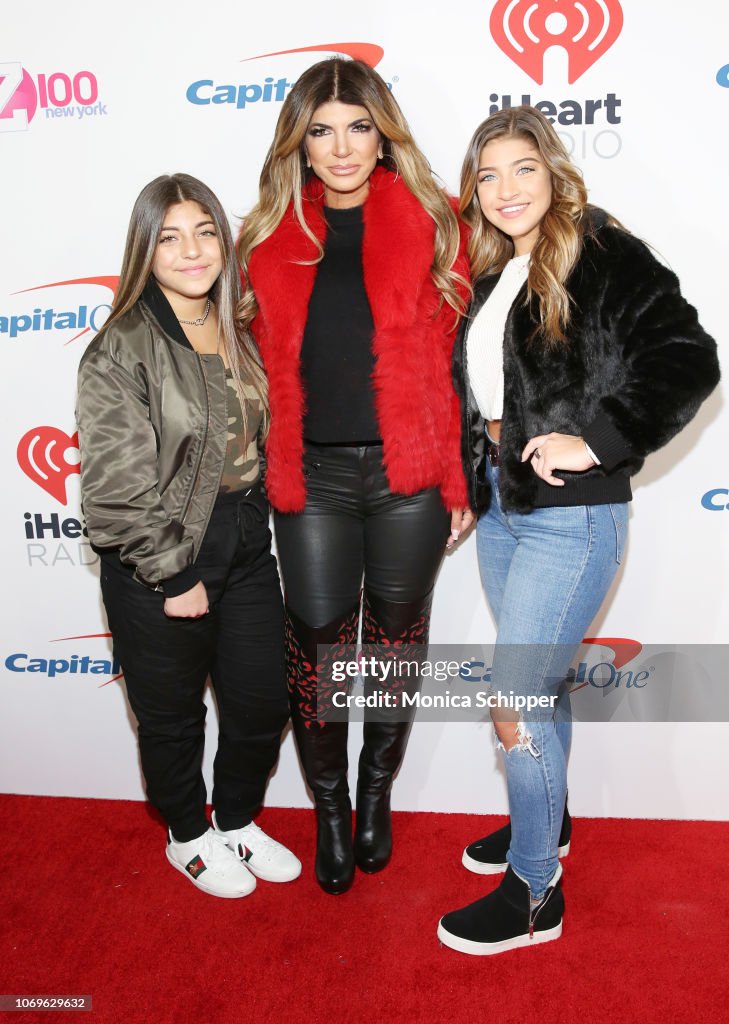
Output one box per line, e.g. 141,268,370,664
162,565,202,598
582,412,633,472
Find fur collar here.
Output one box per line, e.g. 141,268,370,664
248,167,436,340
246,168,468,513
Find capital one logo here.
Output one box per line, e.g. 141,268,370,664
187,42,385,111
5,633,122,687
702,488,729,510
17,426,80,504
570,636,646,692
1,276,117,343
243,42,384,68
490,0,624,84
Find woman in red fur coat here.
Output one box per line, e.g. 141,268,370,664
238,58,471,894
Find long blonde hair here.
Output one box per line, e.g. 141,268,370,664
102,173,269,432
237,58,466,327
460,106,590,344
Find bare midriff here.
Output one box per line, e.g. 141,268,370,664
486,419,502,444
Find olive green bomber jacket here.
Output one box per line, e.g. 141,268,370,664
76,285,228,594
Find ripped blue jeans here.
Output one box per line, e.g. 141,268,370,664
477,460,628,896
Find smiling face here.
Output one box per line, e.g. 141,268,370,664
476,135,553,255
304,100,383,209
151,200,223,311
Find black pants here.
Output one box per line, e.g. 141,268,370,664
100,485,288,842
274,443,449,626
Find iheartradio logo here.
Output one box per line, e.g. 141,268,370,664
490,0,624,84
17,426,80,504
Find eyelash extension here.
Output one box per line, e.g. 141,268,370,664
307,122,373,137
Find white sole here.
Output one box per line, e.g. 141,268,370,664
437,919,562,956
244,860,303,883
461,850,508,875
166,848,256,898
462,841,570,876
211,814,303,883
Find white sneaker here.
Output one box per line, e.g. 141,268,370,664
166,828,256,898
212,811,302,883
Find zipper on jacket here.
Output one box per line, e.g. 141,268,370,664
179,353,211,526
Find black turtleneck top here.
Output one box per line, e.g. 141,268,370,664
300,205,380,444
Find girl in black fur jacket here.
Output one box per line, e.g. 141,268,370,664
438,105,719,956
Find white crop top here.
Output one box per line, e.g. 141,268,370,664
466,253,530,421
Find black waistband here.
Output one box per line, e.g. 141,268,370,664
213,476,264,508
304,438,383,448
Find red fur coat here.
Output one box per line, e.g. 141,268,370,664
247,166,469,513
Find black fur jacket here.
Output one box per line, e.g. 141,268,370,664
453,211,720,514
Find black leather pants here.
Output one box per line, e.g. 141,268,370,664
274,443,449,626
275,443,449,887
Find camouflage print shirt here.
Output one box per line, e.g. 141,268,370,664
218,369,263,494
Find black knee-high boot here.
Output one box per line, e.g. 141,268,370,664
286,600,360,895
354,588,433,873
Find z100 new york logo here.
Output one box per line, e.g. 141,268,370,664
488,0,624,160
0,61,107,131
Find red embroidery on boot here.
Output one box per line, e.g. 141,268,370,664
286,605,360,725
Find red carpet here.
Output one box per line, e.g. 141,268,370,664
1,795,726,1024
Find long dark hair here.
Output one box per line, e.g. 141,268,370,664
102,173,268,429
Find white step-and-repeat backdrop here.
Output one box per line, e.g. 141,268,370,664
3,1,728,820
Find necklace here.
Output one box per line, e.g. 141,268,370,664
178,298,211,326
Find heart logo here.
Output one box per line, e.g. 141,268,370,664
490,0,624,85
17,426,81,505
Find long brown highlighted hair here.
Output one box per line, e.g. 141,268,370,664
460,106,599,344
237,58,467,328
102,173,268,431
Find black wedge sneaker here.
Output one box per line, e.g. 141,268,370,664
437,863,564,956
